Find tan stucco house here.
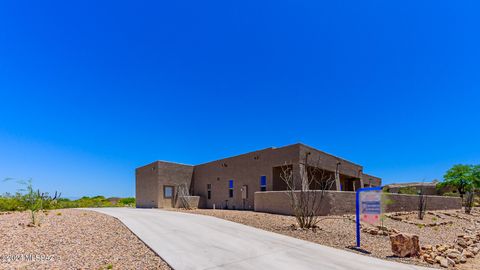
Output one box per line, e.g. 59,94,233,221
136,143,381,210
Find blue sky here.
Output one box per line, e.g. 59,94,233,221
0,1,479,198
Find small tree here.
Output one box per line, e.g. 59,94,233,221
16,179,60,226
280,154,336,229
176,182,192,210
437,164,479,214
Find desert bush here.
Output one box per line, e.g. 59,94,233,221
443,191,460,197
0,193,25,211
398,186,418,195
1,178,134,211
118,197,135,206
17,179,60,225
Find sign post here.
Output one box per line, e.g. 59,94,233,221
356,186,382,248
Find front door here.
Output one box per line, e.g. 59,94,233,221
241,185,248,209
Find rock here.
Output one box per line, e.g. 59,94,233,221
437,245,447,252
438,257,449,268
390,233,420,257
423,244,433,251
462,249,474,258
446,249,461,259
446,257,456,267
471,247,480,255
460,256,467,263
425,256,435,264
457,238,469,248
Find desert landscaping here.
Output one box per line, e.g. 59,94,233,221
2,206,480,269
0,209,170,270
174,207,480,269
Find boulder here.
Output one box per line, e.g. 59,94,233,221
390,233,420,257
422,244,433,251
462,249,474,258
437,245,447,253
425,256,436,264
446,257,456,267
446,249,461,259
457,238,469,248
438,256,449,268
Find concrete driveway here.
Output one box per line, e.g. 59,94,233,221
89,208,432,270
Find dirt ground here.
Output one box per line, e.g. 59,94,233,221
174,208,480,269
0,209,170,270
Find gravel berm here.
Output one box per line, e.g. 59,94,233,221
0,209,171,270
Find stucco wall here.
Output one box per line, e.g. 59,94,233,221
136,162,159,208
175,196,200,209
254,191,462,215
362,173,382,187
192,144,300,210
383,193,462,212
299,145,363,179
136,161,193,208
191,143,371,210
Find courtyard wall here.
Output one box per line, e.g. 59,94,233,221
254,191,462,216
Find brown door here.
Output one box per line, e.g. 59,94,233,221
241,185,248,209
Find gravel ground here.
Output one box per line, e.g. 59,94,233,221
174,208,480,269
0,209,171,270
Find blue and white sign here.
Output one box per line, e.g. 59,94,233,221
355,186,383,248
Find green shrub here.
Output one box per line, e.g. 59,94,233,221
443,192,460,197
1,185,134,212
398,187,418,195
118,197,135,206
0,193,26,211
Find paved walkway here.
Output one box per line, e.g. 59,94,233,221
89,208,432,270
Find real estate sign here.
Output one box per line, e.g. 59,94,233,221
359,190,382,224
355,186,382,247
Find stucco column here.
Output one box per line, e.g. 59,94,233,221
292,164,304,190
299,163,309,191
335,162,341,191
358,170,364,189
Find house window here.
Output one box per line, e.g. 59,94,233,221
164,186,173,198
228,180,234,198
207,184,212,200
260,176,267,191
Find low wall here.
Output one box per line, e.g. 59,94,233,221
175,196,200,209
383,193,462,212
254,191,462,216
